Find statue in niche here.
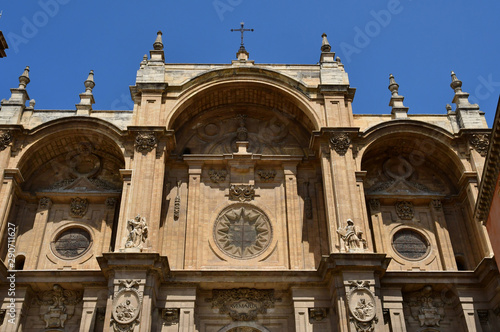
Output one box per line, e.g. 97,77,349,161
337,219,366,252
125,215,148,249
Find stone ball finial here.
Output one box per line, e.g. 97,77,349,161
321,33,332,52
29,99,36,108
450,70,462,92
153,30,164,50
18,66,30,89
446,104,452,113
84,70,95,93
388,73,399,96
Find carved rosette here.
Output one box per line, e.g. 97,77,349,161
257,170,276,182
329,133,351,156
229,184,255,202
39,197,52,210
395,201,414,220
0,130,12,151
209,169,227,183
207,288,279,321
470,134,490,156
347,281,378,332
135,132,157,154
111,280,143,332
70,197,88,218
36,284,82,329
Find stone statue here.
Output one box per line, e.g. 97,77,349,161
337,219,366,252
125,215,148,249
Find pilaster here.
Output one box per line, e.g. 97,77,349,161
79,288,100,332
26,197,52,269
283,162,303,269
184,162,203,269
429,200,457,270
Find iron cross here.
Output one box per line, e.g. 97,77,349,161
231,22,254,47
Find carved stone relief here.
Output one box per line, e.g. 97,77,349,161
365,156,444,196
406,285,445,327
309,308,328,322
39,197,52,210
368,199,380,212
209,169,227,183
236,114,249,141
106,198,117,209
161,308,180,325
337,219,366,252
214,205,272,259
431,199,442,210
125,215,148,250
470,134,490,156
207,288,279,321
36,284,83,329
70,197,88,218
0,130,12,151
135,132,157,154
111,280,143,332
395,201,414,220
174,181,181,220
229,185,255,202
256,170,276,182
347,281,378,332
329,133,351,156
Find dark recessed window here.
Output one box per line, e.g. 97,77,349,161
52,227,92,259
392,229,429,260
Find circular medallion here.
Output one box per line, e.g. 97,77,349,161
112,288,141,325
348,288,376,323
52,227,92,259
214,204,272,260
392,228,430,260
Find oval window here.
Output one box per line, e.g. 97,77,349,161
52,227,92,259
392,229,429,260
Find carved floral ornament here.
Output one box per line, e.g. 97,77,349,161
0,130,13,151
229,184,255,202
36,284,82,329
256,169,276,182
207,288,279,321
395,201,414,220
209,169,227,183
135,132,157,154
70,197,88,218
329,132,351,156
347,281,378,332
469,133,490,156
111,280,143,332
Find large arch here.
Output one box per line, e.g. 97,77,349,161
166,69,321,133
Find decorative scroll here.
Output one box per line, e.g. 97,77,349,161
125,215,148,250
207,288,279,321
70,197,88,218
229,185,255,202
257,170,276,182
329,133,351,156
36,284,82,329
0,130,12,151
337,219,366,252
111,280,143,332
209,169,227,183
395,201,414,220
135,132,157,154
347,281,378,332
470,134,490,156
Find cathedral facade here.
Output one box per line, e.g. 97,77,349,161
0,32,498,332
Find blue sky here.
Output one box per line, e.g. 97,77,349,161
0,1,499,125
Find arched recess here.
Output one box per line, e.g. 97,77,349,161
360,123,487,271
3,118,126,270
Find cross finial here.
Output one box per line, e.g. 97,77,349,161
231,22,254,48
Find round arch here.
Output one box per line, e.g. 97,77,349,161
166,71,321,132
218,321,272,332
